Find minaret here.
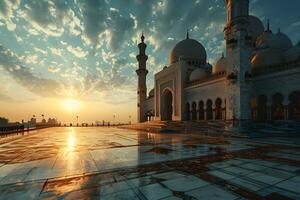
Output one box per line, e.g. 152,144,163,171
136,33,148,123
224,0,253,121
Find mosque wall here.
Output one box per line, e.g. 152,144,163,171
184,78,226,103
252,67,300,104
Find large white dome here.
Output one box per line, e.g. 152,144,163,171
189,68,207,82
170,37,207,65
212,54,227,75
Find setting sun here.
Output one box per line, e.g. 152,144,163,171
62,99,81,111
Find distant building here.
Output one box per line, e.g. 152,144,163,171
136,0,300,123
0,117,9,126
28,117,37,128
47,118,57,126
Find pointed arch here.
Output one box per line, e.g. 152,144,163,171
198,101,205,120
206,99,213,120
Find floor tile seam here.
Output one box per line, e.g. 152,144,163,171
50,154,61,169
0,174,28,186
118,174,147,200
0,131,41,147
261,155,300,166
84,150,99,172
270,174,300,187
267,165,299,173
256,184,300,198
39,183,101,197
217,169,272,187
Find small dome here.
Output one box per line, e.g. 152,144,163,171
148,89,154,97
285,45,300,62
212,54,227,74
272,30,293,51
248,16,265,39
256,30,274,49
189,68,207,82
251,48,284,70
256,29,293,51
170,37,207,65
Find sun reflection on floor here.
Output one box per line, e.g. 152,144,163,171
66,128,76,153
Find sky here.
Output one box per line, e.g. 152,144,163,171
0,0,300,124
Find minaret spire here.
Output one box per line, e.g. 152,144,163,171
266,19,271,32
136,32,148,123
141,32,145,43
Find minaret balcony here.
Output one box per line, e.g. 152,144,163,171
136,69,148,76
226,38,238,48
136,54,148,61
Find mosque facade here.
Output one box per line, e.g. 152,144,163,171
136,0,300,123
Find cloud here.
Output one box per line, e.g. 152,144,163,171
82,0,107,46
67,45,88,58
106,11,135,51
0,45,64,98
50,47,63,57
34,47,47,55
0,93,13,102
0,0,20,31
21,0,65,37
48,65,61,73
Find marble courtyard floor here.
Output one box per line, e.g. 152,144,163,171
0,127,300,199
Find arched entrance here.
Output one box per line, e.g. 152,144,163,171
215,98,222,120
206,99,213,120
146,111,154,121
289,91,300,121
198,101,204,120
192,102,197,120
257,95,267,121
185,103,190,121
250,96,257,120
161,89,173,121
272,93,284,120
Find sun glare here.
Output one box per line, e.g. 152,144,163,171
62,99,80,111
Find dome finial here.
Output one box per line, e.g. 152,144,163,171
266,19,270,32
278,28,281,33
186,29,189,39
141,32,145,43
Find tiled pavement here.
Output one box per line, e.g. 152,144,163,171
0,127,299,199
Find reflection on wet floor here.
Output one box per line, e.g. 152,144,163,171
0,127,299,199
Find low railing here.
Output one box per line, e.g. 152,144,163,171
252,58,300,76
0,125,24,134
186,72,226,88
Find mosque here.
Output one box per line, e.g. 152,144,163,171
136,0,300,123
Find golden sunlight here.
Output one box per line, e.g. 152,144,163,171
62,99,81,111
67,129,76,152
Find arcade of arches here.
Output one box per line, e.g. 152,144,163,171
251,91,300,121
185,98,226,121
185,91,300,121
